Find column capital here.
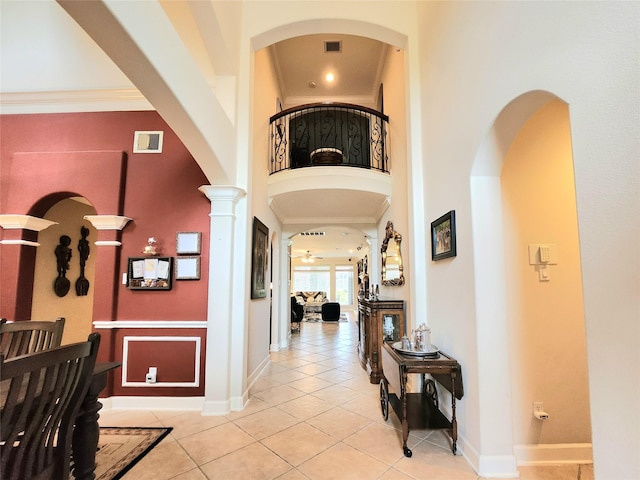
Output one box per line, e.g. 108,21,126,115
198,185,245,203
199,186,246,217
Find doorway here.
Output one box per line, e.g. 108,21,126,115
471,92,591,468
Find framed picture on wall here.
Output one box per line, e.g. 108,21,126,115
127,257,173,290
251,217,269,299
431,210,457,261
175,256,200,280
176,231,201,255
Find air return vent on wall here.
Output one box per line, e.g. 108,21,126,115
133,131,164,153
324,41,341,53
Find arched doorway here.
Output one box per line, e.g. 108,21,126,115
471,91,591,472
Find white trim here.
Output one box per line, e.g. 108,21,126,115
94,241,122,247
121,336,201,387
101,396,204,412
514,443,593,466
0,239,40,247
93,320,207,329
0,89,153,115
458,433,519,478
0,214,57,231
83,215,132,230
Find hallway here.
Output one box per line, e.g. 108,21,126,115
100,315,593,479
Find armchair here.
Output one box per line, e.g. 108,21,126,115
291,296,304,333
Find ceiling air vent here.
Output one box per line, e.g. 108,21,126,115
324,41,341,53
299,231,325,236
133,131,163,153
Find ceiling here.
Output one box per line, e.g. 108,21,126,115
270,34,390,259
290,225,370,260
270,33,387,106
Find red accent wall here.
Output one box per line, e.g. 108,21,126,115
1,111,211,397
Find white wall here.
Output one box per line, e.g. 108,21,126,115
417,2,639,478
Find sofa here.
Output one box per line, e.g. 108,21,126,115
293,291,328,314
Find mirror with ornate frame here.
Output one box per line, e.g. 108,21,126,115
381,221,404,286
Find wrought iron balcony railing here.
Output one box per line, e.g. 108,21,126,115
269,103,389,174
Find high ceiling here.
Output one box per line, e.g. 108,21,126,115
270,34,387,104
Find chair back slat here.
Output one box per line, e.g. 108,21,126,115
0,332,100,480
0,318,65,358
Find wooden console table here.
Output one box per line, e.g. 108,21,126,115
380,341,463,457
357,297,405,384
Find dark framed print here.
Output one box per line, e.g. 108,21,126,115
127,257,173,290
251,217,269,299
431,210,457,261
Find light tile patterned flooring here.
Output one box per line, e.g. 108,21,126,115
99,313,593,480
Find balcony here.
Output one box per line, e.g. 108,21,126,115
268,103,392,224
269,102,389,173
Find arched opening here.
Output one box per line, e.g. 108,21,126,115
471,91,591,472
30,196,98,345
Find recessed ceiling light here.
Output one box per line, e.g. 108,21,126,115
325,73,334,82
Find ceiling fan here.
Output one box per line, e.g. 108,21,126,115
300,250,323,263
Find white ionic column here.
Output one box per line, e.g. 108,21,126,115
198,186,246,415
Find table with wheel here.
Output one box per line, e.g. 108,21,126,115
379,341,463,458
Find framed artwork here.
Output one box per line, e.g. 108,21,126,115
127,257,173,290
175,256,200,280
431,210,457,261
251,217,269,299
176,231,201,255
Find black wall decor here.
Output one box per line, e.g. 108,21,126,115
76,226,91,296
54,235,72,297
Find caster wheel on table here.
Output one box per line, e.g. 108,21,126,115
403,446,412,457
379,379,389,421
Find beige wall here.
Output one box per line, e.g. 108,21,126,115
248,46,283,373
502,99,590,446
377,45,411,315
31,198,97,345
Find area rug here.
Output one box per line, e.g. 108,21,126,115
90,426,172,480
303,312,348,323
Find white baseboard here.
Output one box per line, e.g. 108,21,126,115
103,396,204,411
514,443,593,466
458,433,519,478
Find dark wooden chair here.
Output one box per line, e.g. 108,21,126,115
0,332,100,480
0,317,65,358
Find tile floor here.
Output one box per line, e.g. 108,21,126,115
99,313,593,480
